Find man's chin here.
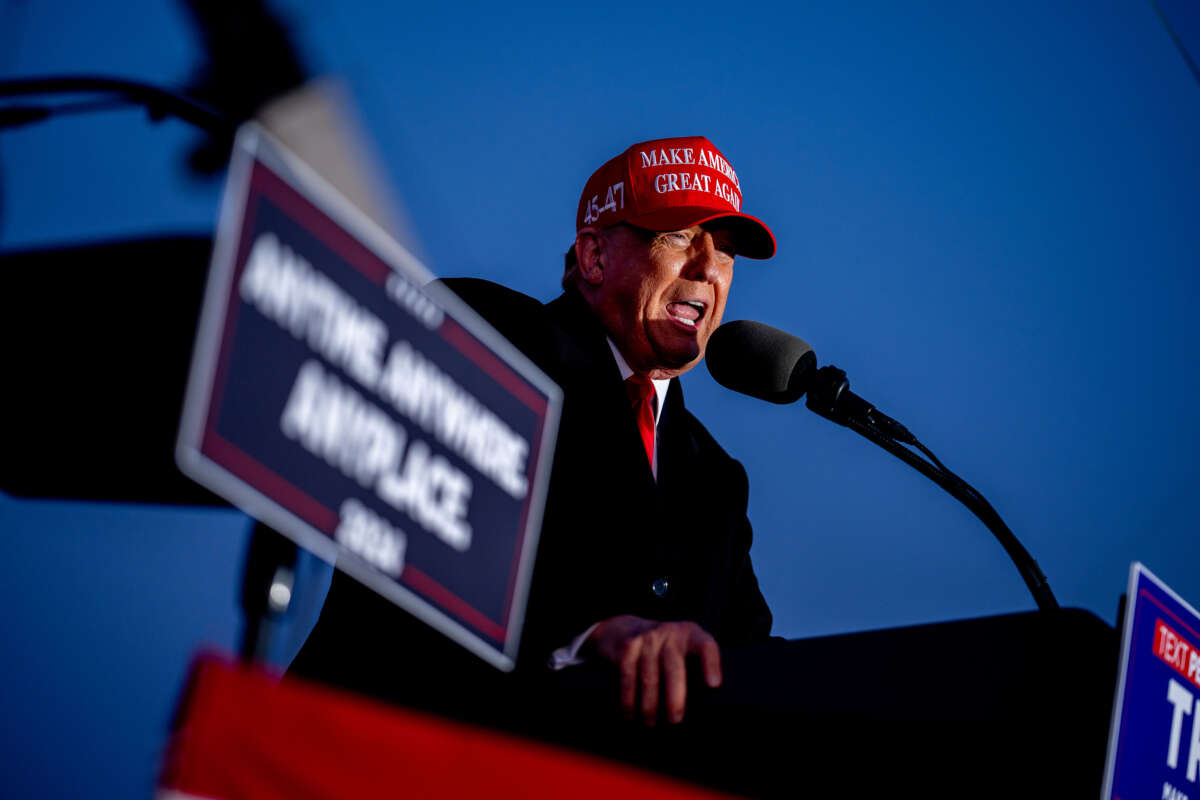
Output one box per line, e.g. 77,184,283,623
647,345,702,377
642,322,707,375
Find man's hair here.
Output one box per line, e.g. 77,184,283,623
562,242,579,292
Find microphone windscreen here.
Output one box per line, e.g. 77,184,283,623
706,320,817,404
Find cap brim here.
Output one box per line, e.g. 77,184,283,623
626,207,776,260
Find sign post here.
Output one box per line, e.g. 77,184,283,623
177,125,561,671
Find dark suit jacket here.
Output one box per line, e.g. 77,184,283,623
290,279,771,708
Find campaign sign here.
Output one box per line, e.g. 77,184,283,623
1102,563,1200,800
177,125,561,671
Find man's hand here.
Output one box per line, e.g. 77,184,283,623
587,615,722,726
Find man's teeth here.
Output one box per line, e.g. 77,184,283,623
668,301,704,326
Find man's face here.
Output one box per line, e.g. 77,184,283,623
588,223,736,379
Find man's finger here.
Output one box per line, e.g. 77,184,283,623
619,638,643,720
639,635,663,726
662,641,688,724
692,628,723,688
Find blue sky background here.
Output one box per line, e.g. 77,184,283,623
2,1,1198,795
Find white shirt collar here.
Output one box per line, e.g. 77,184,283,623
606,338,670,427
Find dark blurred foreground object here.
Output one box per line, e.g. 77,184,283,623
1,235,222,505
178,0,309,175
0,236,300,664
0,1,308,176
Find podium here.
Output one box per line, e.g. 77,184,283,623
613,608,1118,796
289,604,1118,798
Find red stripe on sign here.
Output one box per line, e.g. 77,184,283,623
402,564,507,644
502,420,544,627
439,317,547,414
250,162,393,286
205,195,263,434
161,656,736,800
1141,588,1200,647
1154,618,1200,691
202,430,339,534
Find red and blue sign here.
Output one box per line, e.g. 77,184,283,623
177,126,561,671
1103,563,1200,799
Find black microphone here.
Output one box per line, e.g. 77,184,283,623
706,320,914,444
705,320,817,404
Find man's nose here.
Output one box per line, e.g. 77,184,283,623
685,232,726,283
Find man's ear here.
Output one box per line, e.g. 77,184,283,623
575,228,604,286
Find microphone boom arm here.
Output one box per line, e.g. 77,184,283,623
806,366,1059,613
0,75,234,136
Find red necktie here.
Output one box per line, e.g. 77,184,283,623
625,375,656,468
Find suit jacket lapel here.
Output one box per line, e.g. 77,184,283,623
546,291,658,495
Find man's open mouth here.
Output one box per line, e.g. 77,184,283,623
666,300,705,328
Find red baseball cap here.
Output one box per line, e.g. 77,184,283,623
575,136,776,259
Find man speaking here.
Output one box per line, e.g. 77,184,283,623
292,135,777,727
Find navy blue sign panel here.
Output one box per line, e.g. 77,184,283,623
1103,563,1200,800
178,126,561,671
